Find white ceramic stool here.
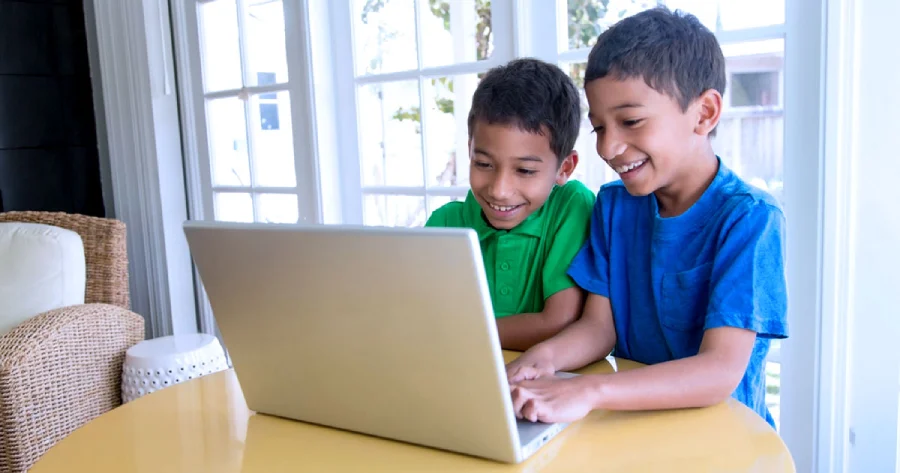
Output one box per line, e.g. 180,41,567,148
121,333,228,403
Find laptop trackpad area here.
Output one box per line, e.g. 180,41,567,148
516,418,558,446
513,371,577,446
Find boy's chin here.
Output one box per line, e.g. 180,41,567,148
621,182,657,197
484,215,526,230
481,207,532,230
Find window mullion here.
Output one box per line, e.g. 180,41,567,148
716,25,785,45
284,0,324,223
203,82,293,100
414,0,431,217
514,0,558,62
234,0,259,221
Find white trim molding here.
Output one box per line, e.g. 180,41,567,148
843,0,900,470
780,0,829,469
815,0,860,470
88,0,198,337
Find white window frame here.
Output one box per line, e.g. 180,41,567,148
173,0,321,227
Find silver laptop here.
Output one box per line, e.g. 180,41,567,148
182,221,572,463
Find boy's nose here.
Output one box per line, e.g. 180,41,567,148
598,132,627,161
487,176,514,201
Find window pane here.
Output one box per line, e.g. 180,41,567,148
363,195,427,227
712,39,784,206
566,0,659,50
214,192,253,222
730,71,779,107
718,0,784,31
198,0,242,92
207,97,250,187
357,80,424,187
249,91,296,187
420,0,493,68
664,0,785,32
353,0,418,75
422,75,480,188
243,0,289,86
257,193,298,223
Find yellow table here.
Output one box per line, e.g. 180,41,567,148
31,353,794,472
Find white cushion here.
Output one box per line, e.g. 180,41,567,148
0,222,86,336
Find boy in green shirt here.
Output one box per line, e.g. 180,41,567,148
425,58,595,351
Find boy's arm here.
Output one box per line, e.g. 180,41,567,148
506,292,616,380
511,201,789,422
496,184,595,351
496,287,584,351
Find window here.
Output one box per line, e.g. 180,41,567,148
189,0,312,224
345,0,513,227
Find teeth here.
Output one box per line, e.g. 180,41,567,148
615,160,646,174
489,203,519,212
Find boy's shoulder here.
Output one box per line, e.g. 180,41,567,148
539,179,595,225
712,166,784,227
547,179,596,208
425,196,469,228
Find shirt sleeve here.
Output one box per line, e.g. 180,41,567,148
565,190,611,298
541,185,595,299
704,201,789,339
424,206,449,227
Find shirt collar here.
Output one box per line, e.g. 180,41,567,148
463,190,546,240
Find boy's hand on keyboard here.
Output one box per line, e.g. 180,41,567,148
509,375,597,424
506,349,555,384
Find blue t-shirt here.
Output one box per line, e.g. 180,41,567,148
567,159,789,427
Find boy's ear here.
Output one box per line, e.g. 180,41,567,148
555,151,578,185
693,89,723,136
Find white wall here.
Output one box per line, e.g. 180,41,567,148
846,0,900,471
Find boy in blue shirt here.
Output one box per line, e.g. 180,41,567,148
505,7,788,429
426,58,596,351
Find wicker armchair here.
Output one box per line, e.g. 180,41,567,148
0,211,145,472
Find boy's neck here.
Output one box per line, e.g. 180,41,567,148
654,149,719,218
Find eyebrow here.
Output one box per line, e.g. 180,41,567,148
473,148,544,163
587,102,644,118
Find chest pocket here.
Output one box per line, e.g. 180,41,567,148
660,262,713,331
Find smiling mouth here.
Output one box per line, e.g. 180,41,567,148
487,202,524,213
614,159,647,174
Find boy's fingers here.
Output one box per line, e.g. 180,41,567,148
510,385,533,416
522,399,542,423
508,367,531,384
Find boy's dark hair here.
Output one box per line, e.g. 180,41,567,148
467,58,581,162
585,7,726,113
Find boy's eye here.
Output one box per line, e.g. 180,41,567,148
623,118,644,127
591,125,604,134
518,169,538,176
473,161,492,169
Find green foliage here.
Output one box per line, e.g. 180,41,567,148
568,0,609,49
364,1,651,129
360,0,387,24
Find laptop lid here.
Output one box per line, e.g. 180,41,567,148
183,221,524,463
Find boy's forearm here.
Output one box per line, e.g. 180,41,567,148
539,313,615,372
537,293,616,371
497,286,584,351
496,312,571,351
586,347,747,412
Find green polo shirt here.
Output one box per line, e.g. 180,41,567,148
425,180,595,318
